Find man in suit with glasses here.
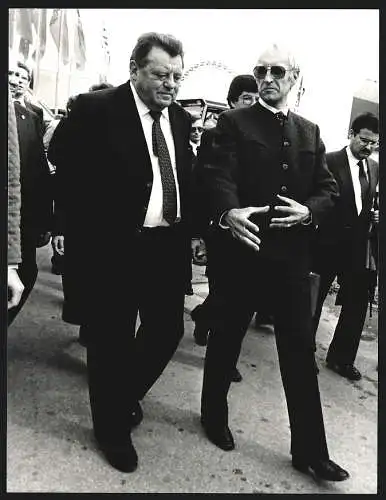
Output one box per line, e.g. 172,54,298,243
312,112,379,381
198,43,349,481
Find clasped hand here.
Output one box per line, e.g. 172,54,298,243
269,195,310,228
224,196,310,251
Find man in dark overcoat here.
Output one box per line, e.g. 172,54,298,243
48,32,200,473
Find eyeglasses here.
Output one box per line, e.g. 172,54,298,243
239,94,257,104
191,127,204,132
253,65,292,80
358,136,379,147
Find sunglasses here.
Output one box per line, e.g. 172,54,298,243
191,127,204,132
254,65,291,80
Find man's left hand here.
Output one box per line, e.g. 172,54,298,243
192,238,207,266
269,195,310,228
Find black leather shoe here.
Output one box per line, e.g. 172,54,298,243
130,401,143,428
201,418,235,451
292,458,349,481
326,361,362,381
193,324,209,346
231,367,243,383
98,438,138,473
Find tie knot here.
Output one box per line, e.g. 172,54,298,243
150,110,162,122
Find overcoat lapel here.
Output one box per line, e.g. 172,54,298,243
107,81,152,181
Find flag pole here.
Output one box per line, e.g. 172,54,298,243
54,9,63,115
34,9,42,92
67,10,74,103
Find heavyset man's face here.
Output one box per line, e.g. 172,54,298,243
130,46,183,111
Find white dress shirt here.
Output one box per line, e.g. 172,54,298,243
190,141,199,157
130,81,181,227
346,146,369,214
13,95,27,108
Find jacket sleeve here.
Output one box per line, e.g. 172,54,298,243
48,95,87,236
303,127,339,227
199,113,241,224
8,90,22,265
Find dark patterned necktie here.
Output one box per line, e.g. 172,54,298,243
358,160,369,207
149,110,177,225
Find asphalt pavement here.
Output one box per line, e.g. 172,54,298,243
6,244,378,493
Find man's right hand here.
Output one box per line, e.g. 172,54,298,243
223,206,270,252
52,235,65,255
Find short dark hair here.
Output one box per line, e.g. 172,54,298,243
17,61,31,81
351,112,379,135
89,82,114,92
130,32,184,68
227,74,258,107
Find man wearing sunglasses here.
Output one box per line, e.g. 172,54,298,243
198,44,349,481
311,112,379,382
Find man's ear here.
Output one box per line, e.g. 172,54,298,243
129,60,138,81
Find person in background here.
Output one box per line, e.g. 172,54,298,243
8,85,24,310
189,112,204,157
198,43,349,482
9,60,45,136
185,112,205,296
48,32,200,473
8,61,53,325
191,74,258,383
311,112,379,381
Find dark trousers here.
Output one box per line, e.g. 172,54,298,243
8,238,38,326
201,256,329,462
312,262,369,366
85,225,187,447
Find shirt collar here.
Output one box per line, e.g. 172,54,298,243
346,146,367,169
13,95,26,107
258,97,289,116
130,81,169,122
